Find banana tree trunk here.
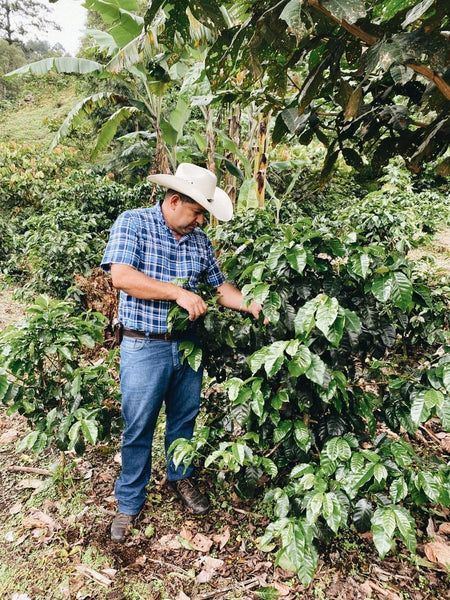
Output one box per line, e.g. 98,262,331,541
223,106,241,206
204,105,216,174
253,111,271,208
154,125,171,174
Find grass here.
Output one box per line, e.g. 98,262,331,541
0,75,87,145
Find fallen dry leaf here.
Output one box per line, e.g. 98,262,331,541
196,570,213,584
426,517,437,538
440,434,450,453
190,533,213,552
438,522,450,535
194,555,224,581
193,556,224,570
9,502,23,515
22,508,59,537
179,525,193,541
176,591,190,600
17,478,46,493
157,534,182,550
271,580,292,596
13,534,28,547
125,555,146,571
423,541,450,569
0,428,20,444
360,581,373,597
103,495,117,504
101,567,118,579
212,526,230,549
75,564,114,587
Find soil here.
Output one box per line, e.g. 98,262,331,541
0,231,449,600
0,412,448,600
407,229,450,272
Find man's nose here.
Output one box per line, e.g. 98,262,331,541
196,214,205,226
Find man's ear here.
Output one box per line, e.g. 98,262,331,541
167,193,181,210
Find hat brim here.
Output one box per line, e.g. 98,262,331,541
148,173,233,222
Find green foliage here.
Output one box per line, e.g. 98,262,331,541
0,39,26,100
153,0,449,174
0,140,155,297
169,169,449,584
12,178,153,299
0,141,80,211
18,205,107,298
0,295,120,454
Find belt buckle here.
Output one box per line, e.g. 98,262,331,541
163,332,172,341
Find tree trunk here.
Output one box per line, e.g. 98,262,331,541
223,106,241,206
253,111,271,208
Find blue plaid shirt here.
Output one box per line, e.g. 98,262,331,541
101,202,225,333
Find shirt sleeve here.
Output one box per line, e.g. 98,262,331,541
101,211,141,272
205,237,226,288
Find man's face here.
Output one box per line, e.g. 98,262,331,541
169,197,207,237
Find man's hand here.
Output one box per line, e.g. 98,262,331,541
175,287,208,321
247,300,264,320
110,264,207,321
216,282,269,324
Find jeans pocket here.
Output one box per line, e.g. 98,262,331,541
121,337,147,352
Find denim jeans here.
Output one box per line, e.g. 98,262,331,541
115,336,203,515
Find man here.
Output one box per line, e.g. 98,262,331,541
101,163,263,543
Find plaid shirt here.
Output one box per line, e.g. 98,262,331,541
101,202,225,333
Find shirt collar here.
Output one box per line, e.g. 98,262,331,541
154,199,197,243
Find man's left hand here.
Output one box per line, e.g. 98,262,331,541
247,301,269,324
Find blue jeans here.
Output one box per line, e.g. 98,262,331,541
115,336,203,515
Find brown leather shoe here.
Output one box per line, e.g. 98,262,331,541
169,478,210,515
110,512,137,543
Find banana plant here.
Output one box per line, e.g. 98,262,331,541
4,0,206,173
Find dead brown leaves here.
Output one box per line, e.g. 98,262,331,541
423,519,450,570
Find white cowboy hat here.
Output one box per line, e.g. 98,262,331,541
148,163,233,222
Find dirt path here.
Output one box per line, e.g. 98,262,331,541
0,286,25,330
408,227,450,273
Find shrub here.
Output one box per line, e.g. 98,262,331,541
18,205,107,299
0,295,120,454
169,188,449,584
1,160,155,299
0,141,80,212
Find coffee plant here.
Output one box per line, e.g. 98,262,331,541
170,191,449,584
0,295,120,454
0,141,80,211
0,141,448,584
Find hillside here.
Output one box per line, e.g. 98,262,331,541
0,74,86,145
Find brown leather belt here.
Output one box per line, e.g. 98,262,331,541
122,328,183,341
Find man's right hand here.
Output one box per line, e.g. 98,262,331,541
110,264,208,320
175,288,208,321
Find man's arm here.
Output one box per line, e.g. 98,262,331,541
110,263,207,321
216,281,263,319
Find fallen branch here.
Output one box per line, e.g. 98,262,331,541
7,466,51,476
75,564,115,587
144,557,190,575
366,580,402,600
231,506,265,519
419,425,442,446
196,577,260,599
